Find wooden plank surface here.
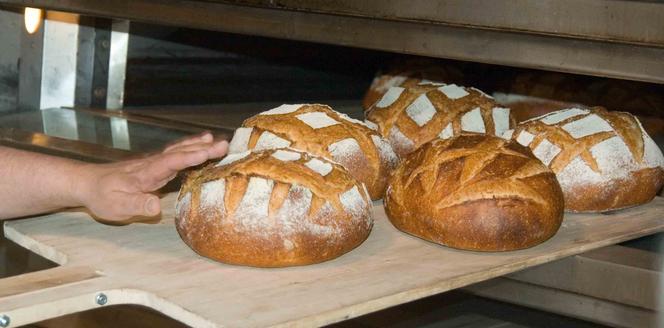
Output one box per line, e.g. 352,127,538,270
466,278,660,328
1,194,664,327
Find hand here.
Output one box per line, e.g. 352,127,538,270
75,132,228,223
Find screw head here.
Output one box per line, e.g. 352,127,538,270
0,314,10,327
95,293,108,306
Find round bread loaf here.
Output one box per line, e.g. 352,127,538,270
493,92,583,123
362,63,463,110
175,148,373,267
385,134,564,251
366,83,514,157
508,107,664,212
227,104,398,200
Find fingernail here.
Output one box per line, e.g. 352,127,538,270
200,132,213,142
146,198,159,215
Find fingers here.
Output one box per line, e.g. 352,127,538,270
126,193,161,217
139,140,228,189
163,131,213,153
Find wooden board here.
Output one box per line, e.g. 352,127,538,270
1,194,664,328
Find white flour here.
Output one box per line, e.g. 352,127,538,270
175,192,191,222
405,94,437,127
200,179,226,214
532,139,561,166
364,120,378,131
561,114,613,139
461,107,485,133
389,126,415,151
271,149,301,161
339,185,368,219
492,107,510,136
216,150,251,167
375,87,405,108
516,131,535,147
539,108,589,125
296,112,340,129
261,104,302,115
438,123,454,139
371,135,399,167
305,158,333,176
254,131,291,150
228,127,253,153
501,129,514,140
438,84,469,100
235,177,274,231
556,155,604,188
328,138,362,164
590,136,637,179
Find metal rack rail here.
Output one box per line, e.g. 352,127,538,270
1,0,663,83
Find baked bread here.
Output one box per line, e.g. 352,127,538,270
227,104,398,200
362,63,464,110
385,134,564,251
366,83,514,157
493,92,583,123
508,107,664,212
175,148,373,267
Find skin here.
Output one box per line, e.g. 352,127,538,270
0,132,228,222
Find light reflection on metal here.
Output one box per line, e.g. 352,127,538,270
40,11,80,110
41,108,79,140
110,117,131,150
107,20,129,110
24,7,43,34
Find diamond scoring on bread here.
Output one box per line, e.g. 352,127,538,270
366,83,514,157
227,104,399,200
511,107,664,212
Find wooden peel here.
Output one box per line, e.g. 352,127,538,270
0,193,663,327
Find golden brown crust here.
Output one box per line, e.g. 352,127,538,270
175,149,373,267
385,134,564,251
366,84,514,157
511,107,664,212
361,62,464,110
230,104,398,200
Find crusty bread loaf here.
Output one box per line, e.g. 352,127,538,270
175,148,373,267
385,134,564,251
227,104,398,200
366,83,514,157
508,107,664,212
493,92,584,123
362,63,464,110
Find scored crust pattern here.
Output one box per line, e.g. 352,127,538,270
385,135,564,251
228,104,399,200
175,148,373,267
509,107,664,212
361,60,464,110
366,83,513,157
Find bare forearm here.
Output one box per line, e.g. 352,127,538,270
0,146,86,219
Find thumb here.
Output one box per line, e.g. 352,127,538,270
127,193,161,217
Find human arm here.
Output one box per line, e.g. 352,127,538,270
0,132,228,221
